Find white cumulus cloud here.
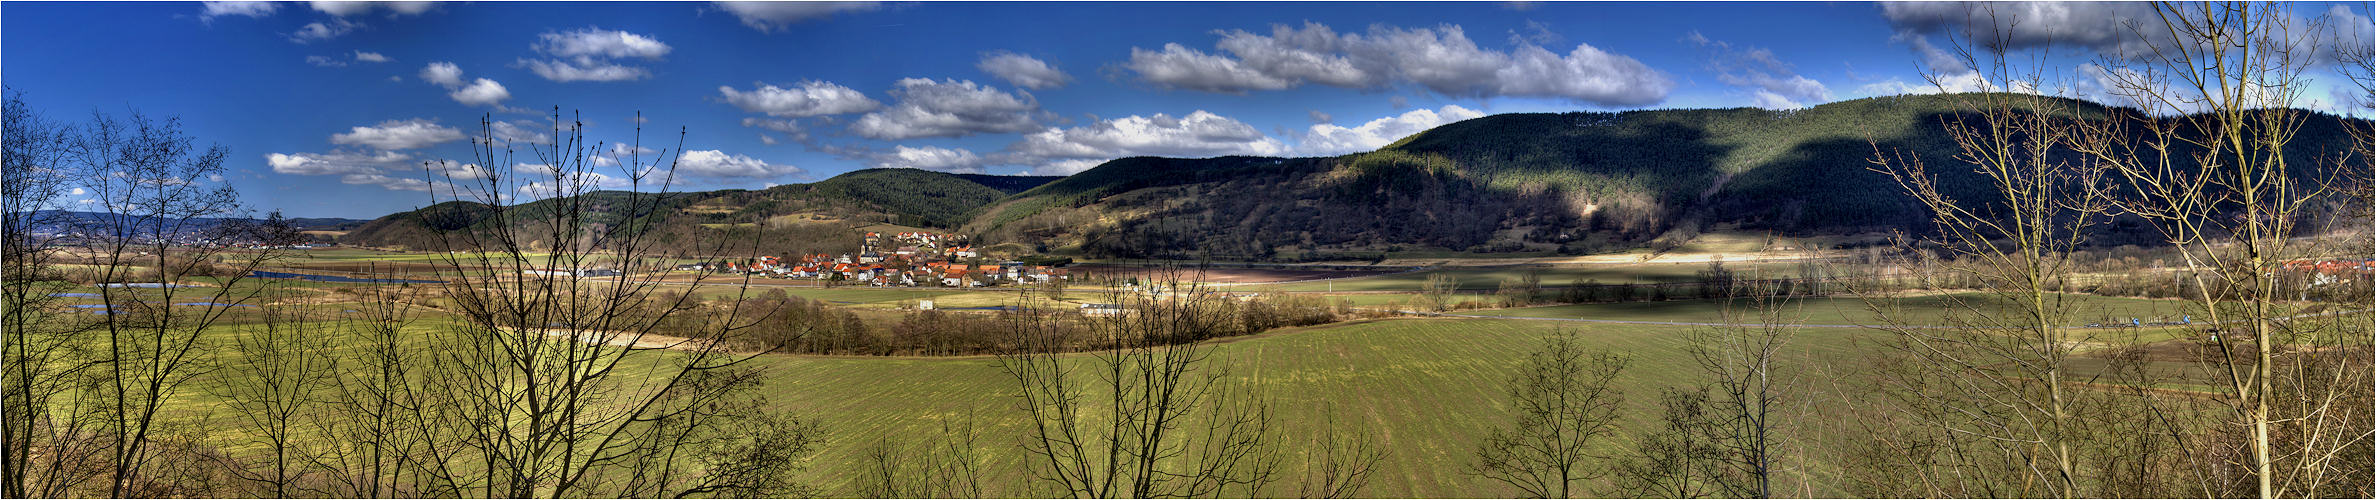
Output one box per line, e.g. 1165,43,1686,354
535,26,670,59
419,61,463,86
850,78,1043,140
449,78,512,107
330,119,465,150
266,149,447,192
713,1,879,32
418,62,511,107
487,120,555,145
353,50,391,63
674,150,803,178
200,1,278,20
520,27,669,82
977,51,1074,90
719,81,881,117
1854,32,2002,98
1297,105,1484,156
310,1,436,17
424,160,491,180
511,163,631,199
1126,43,1295,93
1686,31,1832,109
1126,22,1671,107
339,173,433,191
997,110,1290,175
287,18,358,43
521,59,649,82
267,150,414,176
875,145,986,173
1880,2,2166,57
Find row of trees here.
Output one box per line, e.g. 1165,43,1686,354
689,285,1353,357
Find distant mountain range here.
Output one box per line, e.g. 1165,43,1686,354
338,168,1065,255
341,93,2369,260
17,210,368,233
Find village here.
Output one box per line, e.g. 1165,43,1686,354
676,231,1071,288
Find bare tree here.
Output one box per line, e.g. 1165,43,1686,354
1687,281,1800,497
1,87,108,498
2336,20,2376,499
1292,413,1385,499
2070,2,2373,496
405,110,818,497
212,298,338,498
304,278,438,498
1473,330,1629,499
1613,386,1725,498
1862,7,2116,495
997,275,1283,498
1421,272,1459,311
69,109,280,497
853,415,986,498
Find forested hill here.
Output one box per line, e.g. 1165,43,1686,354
963,93,2367,259
340,168,1058,251
343,93,2365,259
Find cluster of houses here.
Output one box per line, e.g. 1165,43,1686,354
2282,259,2376,286
862,231,977,261
2281,259,2376,274
674,231,1068,288
240,243,331,250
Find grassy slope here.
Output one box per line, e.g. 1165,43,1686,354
964,156,1310,231
794,168,1025,227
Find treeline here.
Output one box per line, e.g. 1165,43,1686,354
673,287,1359,357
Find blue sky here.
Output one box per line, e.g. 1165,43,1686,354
4,1,2368,219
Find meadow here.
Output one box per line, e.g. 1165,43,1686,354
32,257,2278,498
663,316,1883,497
80,289,1874,497
1462,292,2194,326
1269,261,1811,292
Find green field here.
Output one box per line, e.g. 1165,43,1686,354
53,285,2266,497
111,311,1867,497
1272,261,1809,292
1462,292,2194,327
754,317,1874,497
32,250,2266,497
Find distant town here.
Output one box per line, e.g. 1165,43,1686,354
672,231,1070,287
